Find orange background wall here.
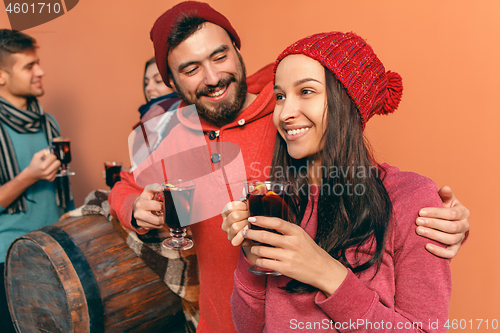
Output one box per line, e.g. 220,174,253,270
1,0,499,329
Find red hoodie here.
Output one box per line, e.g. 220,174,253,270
109,64,276,333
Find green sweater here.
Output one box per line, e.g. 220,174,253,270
0,114,70,263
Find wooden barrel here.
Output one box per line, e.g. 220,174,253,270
5,215,186,332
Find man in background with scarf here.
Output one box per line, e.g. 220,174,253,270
0,29,72,332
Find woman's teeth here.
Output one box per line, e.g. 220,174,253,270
287,127,310,136
207,85,227,97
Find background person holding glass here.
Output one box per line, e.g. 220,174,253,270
128,57,182,172
0,29,73,333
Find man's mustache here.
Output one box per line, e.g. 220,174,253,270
196,75,237,98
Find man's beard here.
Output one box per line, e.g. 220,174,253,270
173,52,248,125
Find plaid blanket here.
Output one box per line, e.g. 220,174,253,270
62,190,200,332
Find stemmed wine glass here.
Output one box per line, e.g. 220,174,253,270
154,179,195,251
244,180,291,276
51,137,75,176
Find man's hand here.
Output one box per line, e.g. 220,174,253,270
0,148,60,208
416,186,470,259
23,148,61,183
132,184,164,230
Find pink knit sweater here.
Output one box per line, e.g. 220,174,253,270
231,164,452,332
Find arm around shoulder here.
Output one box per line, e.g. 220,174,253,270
391,177,452,331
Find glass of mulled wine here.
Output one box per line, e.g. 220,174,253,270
104,162,122,188
244,180,291,276
154,179,195,251
51,137,75,176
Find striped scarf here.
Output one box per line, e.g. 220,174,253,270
0,96,61,213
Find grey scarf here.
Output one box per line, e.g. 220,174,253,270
0,96,68,213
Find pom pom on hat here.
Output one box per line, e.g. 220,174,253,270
380,71,403,115
274,32,403,129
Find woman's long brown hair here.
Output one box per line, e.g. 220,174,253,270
271,68,393,293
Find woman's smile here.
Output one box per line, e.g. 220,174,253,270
273,54,327,159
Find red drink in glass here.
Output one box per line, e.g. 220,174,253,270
244,181,291,276
160,184,194,229
52,137,71,164
154,180,195,251
51,137,74,176
104,162,122,188
247,186,289,233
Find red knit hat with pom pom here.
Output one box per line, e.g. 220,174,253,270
274,32,403,129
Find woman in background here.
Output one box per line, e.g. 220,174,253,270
139,57,180,123
130,58,181,170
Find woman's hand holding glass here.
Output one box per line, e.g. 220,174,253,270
222,201,349,296
244,216,348,297
221,200,252,246
221,200,261,265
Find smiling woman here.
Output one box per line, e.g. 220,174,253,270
273,55,328,164
143,57,175,102
226,31,452,333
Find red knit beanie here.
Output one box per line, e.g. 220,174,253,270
274,32,403,129
150,1,241,87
